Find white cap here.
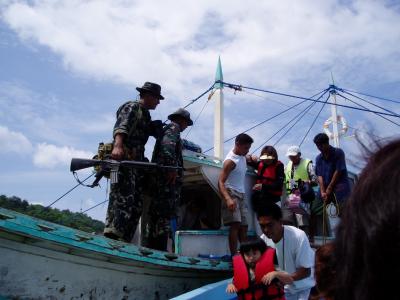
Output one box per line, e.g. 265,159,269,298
260,154,275,160
286,145,301,157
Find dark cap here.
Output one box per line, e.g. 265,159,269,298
168,108,193,126
136,82,164,100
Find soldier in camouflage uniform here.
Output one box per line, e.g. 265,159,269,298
145,108,193,251
103,82,164,242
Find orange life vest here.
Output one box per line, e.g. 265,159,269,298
233,248,285,300
256,161,283,196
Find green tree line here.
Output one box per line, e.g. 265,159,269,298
0,194,104,233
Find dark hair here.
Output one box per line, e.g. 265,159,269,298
313,133,329,145
239,237,267,255
313,243,336,300
256,203,282,220
334,138,400,300
260,145,278,162
235,133,254,145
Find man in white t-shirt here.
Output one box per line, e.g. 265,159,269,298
218,133,254,256
258,203,315,300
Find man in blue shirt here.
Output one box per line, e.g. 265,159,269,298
313,133,351,208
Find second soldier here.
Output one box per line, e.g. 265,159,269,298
145,108,193,251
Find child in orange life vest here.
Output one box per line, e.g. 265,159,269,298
226,238,289,300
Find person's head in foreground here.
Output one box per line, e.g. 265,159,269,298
334,138,400,300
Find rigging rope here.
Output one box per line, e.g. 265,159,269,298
82,199,108,214
241,89,297,108
241,87,386,142
183,84,215,109
340,89,400,117
299,93,331,147
203,100,307,154
184,93,211,139
252,100,317,154
341,88,400,105
243,87,385,142
336,92,400,127
46,173,95,208
273,101,318,147
220,80,400,118
203,88,329,154
80,179,110,214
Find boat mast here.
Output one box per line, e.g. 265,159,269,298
213,57,224,159
329,73,340,147
329,87,340,147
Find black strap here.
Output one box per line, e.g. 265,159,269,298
237,282,284,300
290,163,295,179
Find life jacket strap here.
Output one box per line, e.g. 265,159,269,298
236,282,284,300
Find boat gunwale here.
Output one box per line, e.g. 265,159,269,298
0,207,232,271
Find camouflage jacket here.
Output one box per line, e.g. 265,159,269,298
152,121,183,171
113,101,151,161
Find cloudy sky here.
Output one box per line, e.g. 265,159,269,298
1,0,399,221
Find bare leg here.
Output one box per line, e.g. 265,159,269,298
228,222,241,255
239,225,248,244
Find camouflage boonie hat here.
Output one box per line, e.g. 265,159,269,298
136,82,164,100
168,108,193,126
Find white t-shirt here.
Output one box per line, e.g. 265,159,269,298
260,225,315,295
223,149,247,193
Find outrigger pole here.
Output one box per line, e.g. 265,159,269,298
213,57,224,159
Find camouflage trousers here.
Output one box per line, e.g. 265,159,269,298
143,176,181,251
104,166,143,242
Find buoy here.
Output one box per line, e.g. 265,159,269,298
323,115,348,139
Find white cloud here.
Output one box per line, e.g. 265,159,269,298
2,0,400,97
33,143,93,168
0,81,82,145
0,125,33,154
0,80,123,157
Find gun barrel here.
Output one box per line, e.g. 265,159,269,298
119,160,158,169
121,161,182,170
70,158,182,173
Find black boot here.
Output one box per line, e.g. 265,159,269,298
148,233,168,251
